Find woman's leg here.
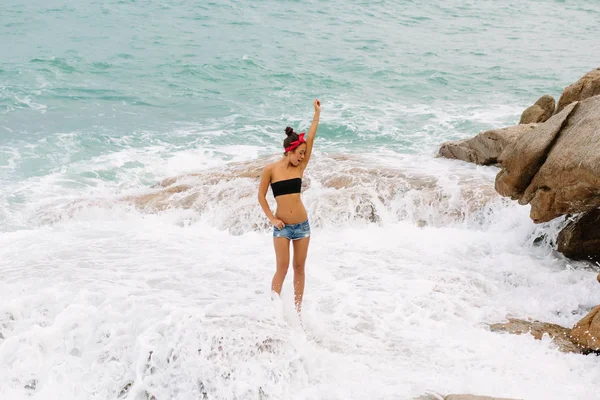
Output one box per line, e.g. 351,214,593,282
271,237,290,296
292,237,310,313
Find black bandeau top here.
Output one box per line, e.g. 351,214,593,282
271,177,302,197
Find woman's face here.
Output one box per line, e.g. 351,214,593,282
288,144,306,166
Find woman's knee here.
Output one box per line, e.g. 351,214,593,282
276,261,290,273
293,262,305,273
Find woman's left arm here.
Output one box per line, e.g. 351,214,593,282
301,99,321,168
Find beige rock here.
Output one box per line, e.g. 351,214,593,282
105,152,502,235
521,96,600,222
557,209,600,261
438,124,537,166
519,94,555,124
495,102,578,201
445,396,521,400
414,395,521,400
496,96,600,223
519,104,546,125
556,68,600,114
489,318,581,353
413,395,443,400
570,305,600,352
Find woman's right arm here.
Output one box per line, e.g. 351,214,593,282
258,165,283,228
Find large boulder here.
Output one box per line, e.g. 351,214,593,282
569,305,600,353
438,124,537,166
519,94,555,124
555,68,600,114
495,96,600,223
494,102,577,201
557,209,600,261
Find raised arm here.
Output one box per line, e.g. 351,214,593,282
301,99,321,168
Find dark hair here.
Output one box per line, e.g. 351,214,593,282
283,126,299,152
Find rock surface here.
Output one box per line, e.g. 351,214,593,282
570,305,600,353
556,209,600,261
519,94,555,124
413,395,521,400
555,67,600,114
489,318,581,353
496,96,600,223
438,124,537,166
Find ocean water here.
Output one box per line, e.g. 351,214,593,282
1,1,600,399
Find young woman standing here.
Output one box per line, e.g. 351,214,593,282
258,99,321,313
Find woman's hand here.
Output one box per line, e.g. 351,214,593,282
271,218,285,229
313,99,321,112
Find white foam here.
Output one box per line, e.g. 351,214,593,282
1,146,599,400
0,146,21,170
0,206,598,399
14,96,47,114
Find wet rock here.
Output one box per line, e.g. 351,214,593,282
259,386,268,399
489,318,580,353
24,379,37,392
445,396,521,400
413,395,520,400
197,380,209,399
557,209,600,261
144,392,157,400
570,305,600,353
118,382,133,398
413,394,443,400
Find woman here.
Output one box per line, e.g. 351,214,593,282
258,99,321,314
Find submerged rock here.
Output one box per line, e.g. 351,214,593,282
116,153,500,233
24,379,37,392
413,394,520,400
445,396,521,400
490,308,600,355
489,318,580,353
413,394,443,400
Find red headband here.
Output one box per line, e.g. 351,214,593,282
285,132,306,153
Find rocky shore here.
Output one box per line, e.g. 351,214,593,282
438,68,600,363
439,67,600,262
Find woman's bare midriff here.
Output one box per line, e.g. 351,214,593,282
274,193,307,224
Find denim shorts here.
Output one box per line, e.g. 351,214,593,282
273,220,311,240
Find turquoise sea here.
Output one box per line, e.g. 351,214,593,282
1,1,600,399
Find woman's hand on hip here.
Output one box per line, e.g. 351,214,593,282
271,218,285,229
